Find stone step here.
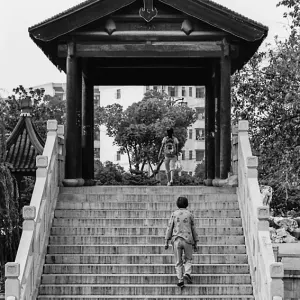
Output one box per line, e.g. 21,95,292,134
45,254,248,264
37,296,254,300
48,235,245,245
60,186,237,195
56,201,240,210
38,284,252,296
52,218,242,227
50,226,244,236
58,193,237,203
41,273,252,285
47,244,247,255
54,209,240,218
43,264,250,274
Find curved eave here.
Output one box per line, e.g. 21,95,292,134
29,0,136,42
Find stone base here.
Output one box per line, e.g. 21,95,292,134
203,179,213,186
62,178,85,187
84,179,96,186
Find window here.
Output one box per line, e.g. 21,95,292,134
115,89,121,99
146,86,150,91
182,150,185,161
196,87,205,98
196,150,205,162
189,87,193,97
94,148,100,160
94,127,100,141
195,128,205,140
94,94,100,107
195,107,205,120
182,87,186,97
189,129,193,139
116,151,121,161
168,86,178,97
161,86,166,93
153,86,158,91
189,150,193,160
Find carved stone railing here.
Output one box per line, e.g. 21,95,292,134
234,120,284,300
5,120,65,300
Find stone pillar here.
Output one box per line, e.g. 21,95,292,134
220,39,232,179
5,263,20,299
82,62,95,185
64,42,82,187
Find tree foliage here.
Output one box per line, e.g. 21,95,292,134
232,1,300,215
95,90,196,172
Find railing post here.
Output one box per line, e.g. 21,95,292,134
5,263,20,300
246,156,258,178
231,124,238,175
36,156,48,178
238,120,249,136
270,263,284,299
47,120,58,136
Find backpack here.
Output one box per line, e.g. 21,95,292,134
164,137,176,157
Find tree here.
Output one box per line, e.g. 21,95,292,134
95,90,196,172
231,1,300,215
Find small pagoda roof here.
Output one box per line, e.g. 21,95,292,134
5,98,45,176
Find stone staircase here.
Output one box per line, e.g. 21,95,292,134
37,186,254,299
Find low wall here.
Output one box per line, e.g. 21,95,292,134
274,243,300,299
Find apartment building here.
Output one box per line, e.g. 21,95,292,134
30,84,205,174
145,86,205,175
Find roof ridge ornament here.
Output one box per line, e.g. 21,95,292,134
20,97,33,117
139,0,158,23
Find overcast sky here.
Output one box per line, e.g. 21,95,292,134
0,0,290,94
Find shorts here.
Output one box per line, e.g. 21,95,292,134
164,156,177,172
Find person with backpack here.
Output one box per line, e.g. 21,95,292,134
158,128,179,186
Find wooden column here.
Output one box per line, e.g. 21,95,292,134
82,60,95,184
76,59,83,184
220,39,232,179
64,42,78,184
214,64,221,179
205,69,215,185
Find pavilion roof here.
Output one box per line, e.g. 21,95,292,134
28,0,268,75
5,99,45,176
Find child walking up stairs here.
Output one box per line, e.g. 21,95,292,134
37,186,254,299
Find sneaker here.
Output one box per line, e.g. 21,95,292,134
184,274,192,284
167,182,171,186
177,281,184,288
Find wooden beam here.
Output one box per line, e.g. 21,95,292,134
90,67,210,85
58,41,223,58
69,31,229,42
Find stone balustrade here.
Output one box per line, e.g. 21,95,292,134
234,120,284,300
5,120,65,300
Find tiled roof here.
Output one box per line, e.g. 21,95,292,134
5,117,44,175
29,0,100,31
29,0,268,32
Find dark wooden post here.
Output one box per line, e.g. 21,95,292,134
76,59,83,185
82,60,95,185
214,64,221,179
205,68,215,185
220,39,232,179
64,42,79,185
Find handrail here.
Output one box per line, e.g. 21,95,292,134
234,120,284,300
5,120,65,300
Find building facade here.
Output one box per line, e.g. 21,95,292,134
31,83,205,174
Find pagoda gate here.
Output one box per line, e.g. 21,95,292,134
29,0,268,186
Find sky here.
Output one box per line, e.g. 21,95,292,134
0,0,291,95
